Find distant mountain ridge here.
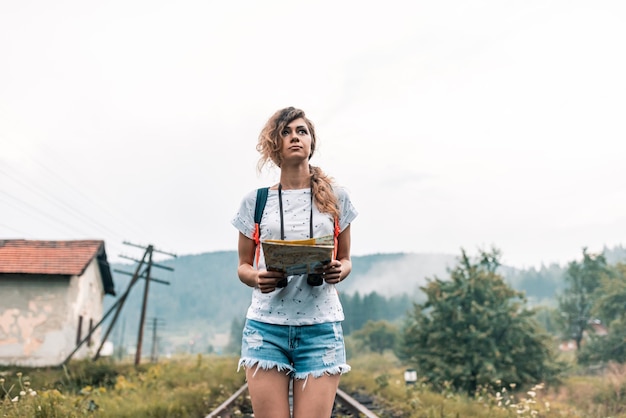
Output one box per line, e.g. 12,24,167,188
104,250,459,353
103,245,626,354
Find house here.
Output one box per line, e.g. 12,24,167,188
558,319,609,352
0,239,115,367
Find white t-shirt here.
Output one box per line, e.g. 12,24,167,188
231,187,358,325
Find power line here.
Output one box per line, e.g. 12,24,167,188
24,156,148,237
1,135,151,241
0,191,91,237
0,165,128,240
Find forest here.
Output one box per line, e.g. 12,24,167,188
104,244,626,357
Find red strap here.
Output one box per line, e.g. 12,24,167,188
333,217,340,260
253,223,261,268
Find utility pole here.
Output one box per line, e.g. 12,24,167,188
135,245,153,365
121,241,176,366
148,317,165,363
117,318,126,360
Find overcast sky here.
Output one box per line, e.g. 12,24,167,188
1,0,625,270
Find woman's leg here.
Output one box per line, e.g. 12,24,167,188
292,374,340,418
245,366,292,418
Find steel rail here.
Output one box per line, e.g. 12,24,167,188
204,383,248,418
204,383,379,418
335,388,380,418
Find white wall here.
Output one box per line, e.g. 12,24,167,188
0,259,106,367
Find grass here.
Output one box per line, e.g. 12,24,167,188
0,354,248,418
340,352,626,418
2,353,626,417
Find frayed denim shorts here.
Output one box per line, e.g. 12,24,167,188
239,319,351,380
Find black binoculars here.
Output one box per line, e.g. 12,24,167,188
275,273,324,288
307,273,324,286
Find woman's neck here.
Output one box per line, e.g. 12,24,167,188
279,166,311,190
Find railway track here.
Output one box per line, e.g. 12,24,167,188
205,383,380,417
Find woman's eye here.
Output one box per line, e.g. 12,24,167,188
281,130,289,136
298,129,308,135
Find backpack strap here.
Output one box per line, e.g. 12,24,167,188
253,187,269,268
333,216,340,260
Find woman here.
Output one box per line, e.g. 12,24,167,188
231,107,358,418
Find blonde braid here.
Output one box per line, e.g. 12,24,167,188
310,165,339,218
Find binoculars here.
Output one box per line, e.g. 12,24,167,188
275,272,324,288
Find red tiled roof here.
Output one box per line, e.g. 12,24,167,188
0,239,104,276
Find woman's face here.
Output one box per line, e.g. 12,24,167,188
279,117,314,162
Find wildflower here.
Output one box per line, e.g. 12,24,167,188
19,391,26,396
11,396,18,402
527,390,536,398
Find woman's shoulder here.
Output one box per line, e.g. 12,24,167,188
333,185,352,200
242,186,268,199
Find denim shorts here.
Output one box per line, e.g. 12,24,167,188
239,319,351,380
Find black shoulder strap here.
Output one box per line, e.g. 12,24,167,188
254,187,269,224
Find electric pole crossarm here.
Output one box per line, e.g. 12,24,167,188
123,241,178,258
114,269,171,285
118,255,174,271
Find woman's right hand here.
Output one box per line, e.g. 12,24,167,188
257,269,286,293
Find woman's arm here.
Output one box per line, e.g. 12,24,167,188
324,224,352,284
237,232,258,287
237,232,285,293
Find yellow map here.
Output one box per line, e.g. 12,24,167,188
262,235,334,275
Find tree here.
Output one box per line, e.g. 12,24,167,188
557,248,610,350
350,320,399,354
578,263,626,365
399,248,562,396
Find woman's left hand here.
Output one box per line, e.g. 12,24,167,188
323,260,343,284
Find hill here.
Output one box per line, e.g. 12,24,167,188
104,251,458,354
103,245,626,355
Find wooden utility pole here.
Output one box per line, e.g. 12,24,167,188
135,245,153,365
148,317,165,363
122,241,176,366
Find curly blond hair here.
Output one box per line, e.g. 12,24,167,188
256,107,339,218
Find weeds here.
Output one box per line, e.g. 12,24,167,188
2,354,626,417
0,355,246,418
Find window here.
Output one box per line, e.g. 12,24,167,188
76,315,83,345
88,318,94,347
